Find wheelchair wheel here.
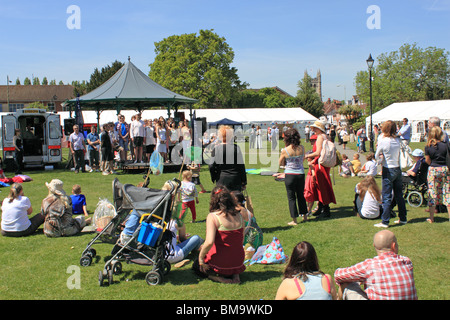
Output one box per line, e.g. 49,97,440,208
407,191,423,207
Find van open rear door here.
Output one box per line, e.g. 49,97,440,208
46,113,62,165
1,114,17,171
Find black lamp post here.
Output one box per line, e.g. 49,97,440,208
366,54,375,152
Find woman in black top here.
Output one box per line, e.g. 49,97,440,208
209,125,247,192
100,123,114,175
424,126,450,223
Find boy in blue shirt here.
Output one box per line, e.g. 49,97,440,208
70,184,88,218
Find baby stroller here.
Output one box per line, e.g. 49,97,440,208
402,161,429,207
98,178,180,286
80,178,130,267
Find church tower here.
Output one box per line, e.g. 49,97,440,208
306,69,322,101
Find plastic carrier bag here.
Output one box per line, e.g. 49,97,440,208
92,198,116,232
150,151,164,176
245,237,288,266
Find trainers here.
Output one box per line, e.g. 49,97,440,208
102,171,109,176
394,220,407,225
89,169,94,173
374,223,389,228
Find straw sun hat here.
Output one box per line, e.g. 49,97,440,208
45,179,67,196
310,120,326,133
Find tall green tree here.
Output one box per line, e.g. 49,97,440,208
355,43,450,112
24,77,31,85
296,73,324,118
149,29,247,108
86,60,124,93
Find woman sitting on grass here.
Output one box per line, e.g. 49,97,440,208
193,186,245,284
1,183,45,237
275,241,337,300
354,176,381,220
41,179,90,237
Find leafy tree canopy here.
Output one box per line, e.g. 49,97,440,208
149,29,247,108
355,43,450,113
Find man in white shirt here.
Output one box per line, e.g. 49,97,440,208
69,125,86,173
130,113,145,163
428,116,449,143
397,118,411,146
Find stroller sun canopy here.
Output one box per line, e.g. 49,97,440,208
122,184,170,213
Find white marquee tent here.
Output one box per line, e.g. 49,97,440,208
366,99,450,138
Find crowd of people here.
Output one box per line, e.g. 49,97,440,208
69,114,195,175
1,114,449,300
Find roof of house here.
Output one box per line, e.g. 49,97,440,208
0,85,75,103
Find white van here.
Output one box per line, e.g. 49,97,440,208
2,109,62,170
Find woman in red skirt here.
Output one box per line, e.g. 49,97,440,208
304,121,336,218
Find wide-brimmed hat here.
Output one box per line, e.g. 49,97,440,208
45,179,66,196
411,149,424,157
310,120,326,133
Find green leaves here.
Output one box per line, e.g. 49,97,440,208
355,43,450,112
149,29,245,108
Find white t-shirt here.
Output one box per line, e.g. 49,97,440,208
364,160,378,176
145,126,156,145
375,136,401,168
1,196,32,232
166,220,183,264
360,191,380,219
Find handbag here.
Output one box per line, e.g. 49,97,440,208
342,135,350,142
399,142,413,169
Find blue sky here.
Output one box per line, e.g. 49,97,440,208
1,0,449,102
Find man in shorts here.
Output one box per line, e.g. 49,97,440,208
130,113,145,163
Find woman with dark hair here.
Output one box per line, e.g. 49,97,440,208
374,120,407,228
275,241,337,300
1,183,44,237
193,186,245,284
279,128,307,225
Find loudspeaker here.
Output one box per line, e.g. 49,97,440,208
64,118,76,136
196,117,207,134
175,111,185,122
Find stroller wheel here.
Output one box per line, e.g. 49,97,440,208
407,191,423,207
145,271,162,286
99,270,106,286
162,260,171,276
80,255,92,267
107,269,114,285
87,248,97,258
112,261,122,275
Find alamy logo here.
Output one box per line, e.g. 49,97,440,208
66,5,81,30
366,5,381,30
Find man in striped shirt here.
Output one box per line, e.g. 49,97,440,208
334,230,417,300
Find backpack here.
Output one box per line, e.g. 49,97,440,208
319,137,337,168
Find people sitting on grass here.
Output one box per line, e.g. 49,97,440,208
193,186,246,284
41,179,90,237
357,152,377,177
339,154,355,177
353,176,381,220
334,230,418,300
1,183,45,237
350,153,362,175
275,241,337,300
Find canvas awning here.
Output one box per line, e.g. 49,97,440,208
63,58,198,111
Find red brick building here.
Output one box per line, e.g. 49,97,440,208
0,85,75,112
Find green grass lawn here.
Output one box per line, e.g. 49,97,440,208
0,141,448,300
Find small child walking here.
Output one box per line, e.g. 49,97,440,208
188,161,207,193
70,184,89,218
179,170,199,223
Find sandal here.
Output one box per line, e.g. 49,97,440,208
426,218,434,224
